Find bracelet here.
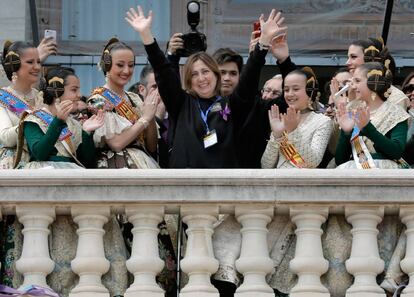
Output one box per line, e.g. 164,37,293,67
258,42,270,51
138,118,149,129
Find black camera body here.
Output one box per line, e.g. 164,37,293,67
177,30,207,57
176,1,207,57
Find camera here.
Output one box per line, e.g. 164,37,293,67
176,1,207,57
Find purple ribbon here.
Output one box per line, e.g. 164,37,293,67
0,285,59,297
219,104,231,121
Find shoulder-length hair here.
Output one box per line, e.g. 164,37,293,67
183,52,221,98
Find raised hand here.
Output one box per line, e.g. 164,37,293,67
282,106,300,133
336,102,355,133
37,37,57,62
259,9,287,46
125,6,154,44
82,109,105,132
268,104,285,138
269,32,289,63
56,100,73,121
168,33,184,55
141,87,160,122
355,106,370,130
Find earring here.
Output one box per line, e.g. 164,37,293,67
384,88,391,99
371,92,376,101
105,73,110,83
308,100,314,110
12,72,18,83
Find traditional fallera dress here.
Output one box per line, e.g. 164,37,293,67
88,87,177,295
212,112,333,293
0,86,44,287
88,87,159,169
0,86,43,169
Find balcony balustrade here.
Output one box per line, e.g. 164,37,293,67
1,169,414,297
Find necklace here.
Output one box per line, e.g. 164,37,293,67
103,84,127,101
8,85,36,106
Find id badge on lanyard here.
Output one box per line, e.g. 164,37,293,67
198,97,221,149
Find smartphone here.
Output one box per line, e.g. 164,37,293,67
44,29,57,42
253,21,261,39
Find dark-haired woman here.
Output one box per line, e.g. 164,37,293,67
22,67,103,169
88,38,159,169
0,41,44,169
346,37,409,109
335,62,410,169
125,6,286,168
261,67,332,169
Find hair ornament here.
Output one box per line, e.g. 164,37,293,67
367,69,383,78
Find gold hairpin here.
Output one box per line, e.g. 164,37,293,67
367,69,383,78
48,76,64,85
364,46,380,54
5,51,19,58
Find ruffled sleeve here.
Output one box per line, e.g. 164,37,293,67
261,134,280,168
0,106,19,147
93,111,133,147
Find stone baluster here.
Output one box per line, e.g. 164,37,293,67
400,207,414,297
289,206,330,297
345,206,385,297
180,205,219,297
235,205,274,296
69,206,110,297
125,205,165,297
15,205,55,288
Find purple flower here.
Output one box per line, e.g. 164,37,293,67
219,104,231,121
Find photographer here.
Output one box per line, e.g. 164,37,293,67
125,6,286,168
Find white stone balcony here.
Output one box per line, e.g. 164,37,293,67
1,169,414,297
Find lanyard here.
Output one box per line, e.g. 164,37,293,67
197,96,221,133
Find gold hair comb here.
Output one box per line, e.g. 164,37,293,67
367,69,383,78
5,50,19,58
48,76,64,85
364,46,380,54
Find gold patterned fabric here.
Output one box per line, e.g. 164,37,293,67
337,100,410,169
89,91,159,169
261,112,333,168
0,87,44,169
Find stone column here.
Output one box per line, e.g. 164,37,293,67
345,206,385,297
180,205,219,297
289,206,330,297
400,207,414,297
15,205,55,288
125,205,165,297
69,206,110,297
235,205,274,297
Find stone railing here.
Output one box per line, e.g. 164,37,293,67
1,169,414,297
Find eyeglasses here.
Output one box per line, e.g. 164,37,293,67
403,84,414,94
261,88,282,98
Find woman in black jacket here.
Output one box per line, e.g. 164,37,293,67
125,6,286,168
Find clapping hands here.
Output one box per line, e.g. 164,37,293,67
82,110,105,133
